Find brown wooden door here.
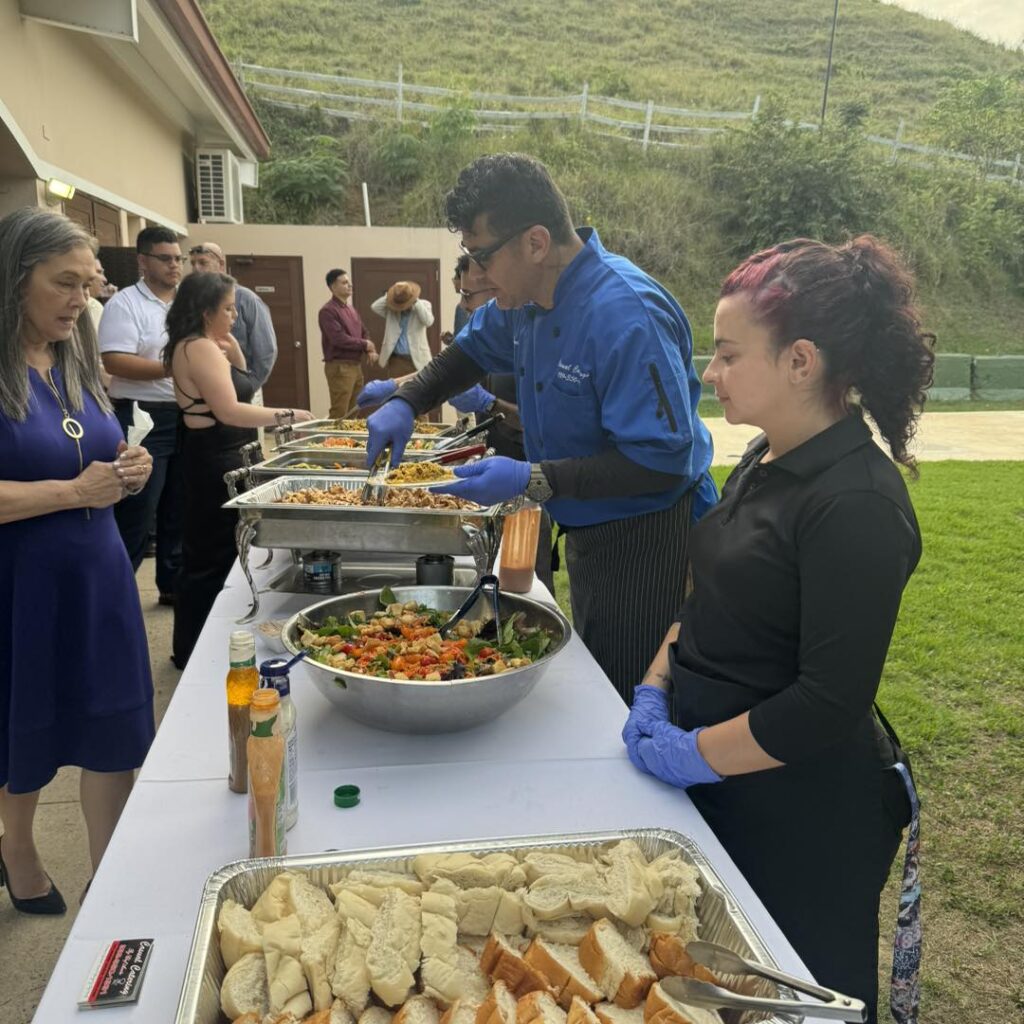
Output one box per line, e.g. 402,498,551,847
65,192,121,245
351,257,442,417
227,254,309,410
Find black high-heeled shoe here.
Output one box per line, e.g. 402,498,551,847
0,835,67,916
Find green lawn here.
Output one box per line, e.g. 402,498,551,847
553,462,1024,1024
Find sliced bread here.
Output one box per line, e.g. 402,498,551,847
523,938,603,1008
359,1007,396,1024
440,997,483,1024
335,889,380,929
263,914,313,1019
251,872,297,925
217,898,264,968
331,998,357,1024
646,935,717,985
593,1004,644,1024
526,916,594,947
290,872,336,935
475,980,520,1024
220,951,269,1021
480,932,555,998
423,943,491,1008
394,994,442,1024
566,996,601,1024
332,917,373,1014
365,889,421,1006
578,920,656,1009
302,916,342,1011
643,981,723,1024
516,990,569,1024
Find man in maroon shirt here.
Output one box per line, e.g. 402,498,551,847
319,268,378,417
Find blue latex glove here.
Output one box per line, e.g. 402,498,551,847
634,721,724,789
366,398,415,468
449,384,495,415
356,379,397,408
432,457,531,506
622,685,671,771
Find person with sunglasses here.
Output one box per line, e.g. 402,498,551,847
366,153,716,702
99,226,186,606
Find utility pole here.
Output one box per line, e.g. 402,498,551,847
820,0,840,127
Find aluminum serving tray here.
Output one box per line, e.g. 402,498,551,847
175,828,792,1024
275,433,443,457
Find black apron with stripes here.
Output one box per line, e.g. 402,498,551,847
563,491,693,704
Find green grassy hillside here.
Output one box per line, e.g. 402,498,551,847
201,0,1022,136
199,0,1024,355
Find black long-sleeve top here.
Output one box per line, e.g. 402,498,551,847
672,412,922,764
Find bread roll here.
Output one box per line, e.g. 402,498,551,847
646,935,716,985
516,989,568,1024
480,933,556,999
566,996,601,1024
523,938,603,1008
643,981,723,1024
220,952,269,1021
578,920,656,1009
475,980,519,1024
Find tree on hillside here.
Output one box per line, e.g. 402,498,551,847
924,73,1024,168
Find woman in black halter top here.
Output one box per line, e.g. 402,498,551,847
164,272,312,667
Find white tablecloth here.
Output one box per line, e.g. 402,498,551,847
33,553,833,1023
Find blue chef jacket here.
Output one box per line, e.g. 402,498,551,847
455,228,715,527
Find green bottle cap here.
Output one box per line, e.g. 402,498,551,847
333,784,361,808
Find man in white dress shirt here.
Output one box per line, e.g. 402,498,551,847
99,226,184,605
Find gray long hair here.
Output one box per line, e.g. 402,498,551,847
0,207,111,421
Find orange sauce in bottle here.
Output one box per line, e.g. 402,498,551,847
226,630,259,794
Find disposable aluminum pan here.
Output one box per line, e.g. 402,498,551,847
222,475,503,555
174,829,793,1024
281,585,572,733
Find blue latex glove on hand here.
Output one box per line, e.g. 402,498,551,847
634,721,724,789
449,384,495,415
366,398,415,468
356,379,397,408
622,685,671,768
432,457,531,506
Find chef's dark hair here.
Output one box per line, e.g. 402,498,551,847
444,154,575,245
136,225,177,253
163,271,235,371
721,235,935,473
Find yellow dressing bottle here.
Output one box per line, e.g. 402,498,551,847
226,630,259,794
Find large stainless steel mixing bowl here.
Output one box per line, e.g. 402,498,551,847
282,586,572,733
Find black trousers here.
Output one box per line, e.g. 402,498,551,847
172,423,256,667
564,493,693,705
688,738,910,1024
113,402,183,595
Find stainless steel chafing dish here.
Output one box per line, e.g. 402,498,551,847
273,432,444,457
222,473,512,623
290,416,453,436
175,829,794,1024
242,444,370,476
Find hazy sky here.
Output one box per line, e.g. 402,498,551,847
884,1,1024,49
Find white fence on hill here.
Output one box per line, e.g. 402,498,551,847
236,62,1023,185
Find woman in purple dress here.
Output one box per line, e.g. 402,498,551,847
0,208,155,915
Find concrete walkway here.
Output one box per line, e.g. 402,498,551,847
1,409,1022,1024
708,410,1024,465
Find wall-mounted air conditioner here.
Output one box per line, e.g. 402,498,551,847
195,148,243,224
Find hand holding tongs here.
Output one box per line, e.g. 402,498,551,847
660,941,867,1022
422,443,488,465
438,573,502,640
359,443,392,507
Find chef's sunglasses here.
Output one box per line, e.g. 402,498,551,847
460,224,535,269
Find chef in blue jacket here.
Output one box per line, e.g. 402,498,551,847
367,153,716,701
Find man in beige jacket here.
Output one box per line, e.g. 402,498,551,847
371,281,434,378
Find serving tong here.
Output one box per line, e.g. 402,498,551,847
433,412,504,451
661,941,867,1022
359,443,393,506
438,573,502,640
